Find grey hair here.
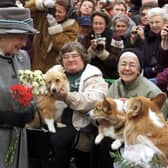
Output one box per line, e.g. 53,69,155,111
58,41,90,64
148,7,168,22
111,13,130,30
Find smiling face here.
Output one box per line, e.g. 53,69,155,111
118,52,141,85
92,15,106,35
0,34,28,55
55,4,67,22
114,20,128,36
62,50,85,74
149,15,166,34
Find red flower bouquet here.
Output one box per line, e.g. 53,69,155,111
5,84,33,166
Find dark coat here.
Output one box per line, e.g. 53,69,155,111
82,29,123,79
143,25,163,78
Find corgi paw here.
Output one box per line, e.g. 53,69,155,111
95,134,104,144
48,126,56,133
57,123,67,128
111,139,122,150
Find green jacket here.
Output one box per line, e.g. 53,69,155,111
108,75,168,119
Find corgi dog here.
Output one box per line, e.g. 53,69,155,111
29,65,70,133
89,97,126,150
124,93,168,162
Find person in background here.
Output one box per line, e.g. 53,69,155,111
111,0,136,35
111,0,128,16
139,1,158,27
126,0,142,25
77,15,92,43
0,2,38,168
150,24,168,94
25,0,78,72
77,0,95,17
93,48,168,168
124,2,158,50
82,11,121,79
42,41,108,168
143,7,168,78
95,0,115,17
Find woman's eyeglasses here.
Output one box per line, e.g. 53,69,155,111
62,54,80,59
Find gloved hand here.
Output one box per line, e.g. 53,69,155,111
0,102,36,127
46,14,57,26
43,0,56,8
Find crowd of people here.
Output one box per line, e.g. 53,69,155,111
0,0,168,168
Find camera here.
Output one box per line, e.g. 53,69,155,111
95,37,106,51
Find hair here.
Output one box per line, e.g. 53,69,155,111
140,2,158,14
148,7,168,23
56,0,70,11
59,41,90,64
111,13,130,30
78,0,96,16
111,0,127,11
91,11,111,28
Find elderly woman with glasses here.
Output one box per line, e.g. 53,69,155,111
93,48,168,168
45,41,108,168
0,2,38,168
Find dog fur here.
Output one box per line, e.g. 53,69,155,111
124,93,168,162
29,66,70,132
89,97,126,150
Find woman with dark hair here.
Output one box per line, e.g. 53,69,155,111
82,11,122,79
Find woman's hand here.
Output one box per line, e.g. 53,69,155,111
161,24,168,50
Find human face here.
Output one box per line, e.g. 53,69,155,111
112,4,126,16
0,34,28,55
92,15,106,35
55,4,67,22
140,9,149,25
115,21,128,36
118,52,140,85
62,50,85,74
149,15,165,34
79,0,94,16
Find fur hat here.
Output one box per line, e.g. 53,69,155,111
0,0,17,7
0,7,38,34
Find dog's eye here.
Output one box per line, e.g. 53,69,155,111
55,79,60,83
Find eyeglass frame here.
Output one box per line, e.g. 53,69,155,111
62,54,81,59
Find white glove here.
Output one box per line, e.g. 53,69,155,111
46,14,57,26
43,0,56,8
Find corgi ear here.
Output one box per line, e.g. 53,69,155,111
127,99,141,118
103,97,112,113
151,93,167,110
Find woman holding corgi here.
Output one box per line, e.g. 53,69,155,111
95,48,168,168
45,41,108,168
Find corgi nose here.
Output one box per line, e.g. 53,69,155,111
51,88,57,93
